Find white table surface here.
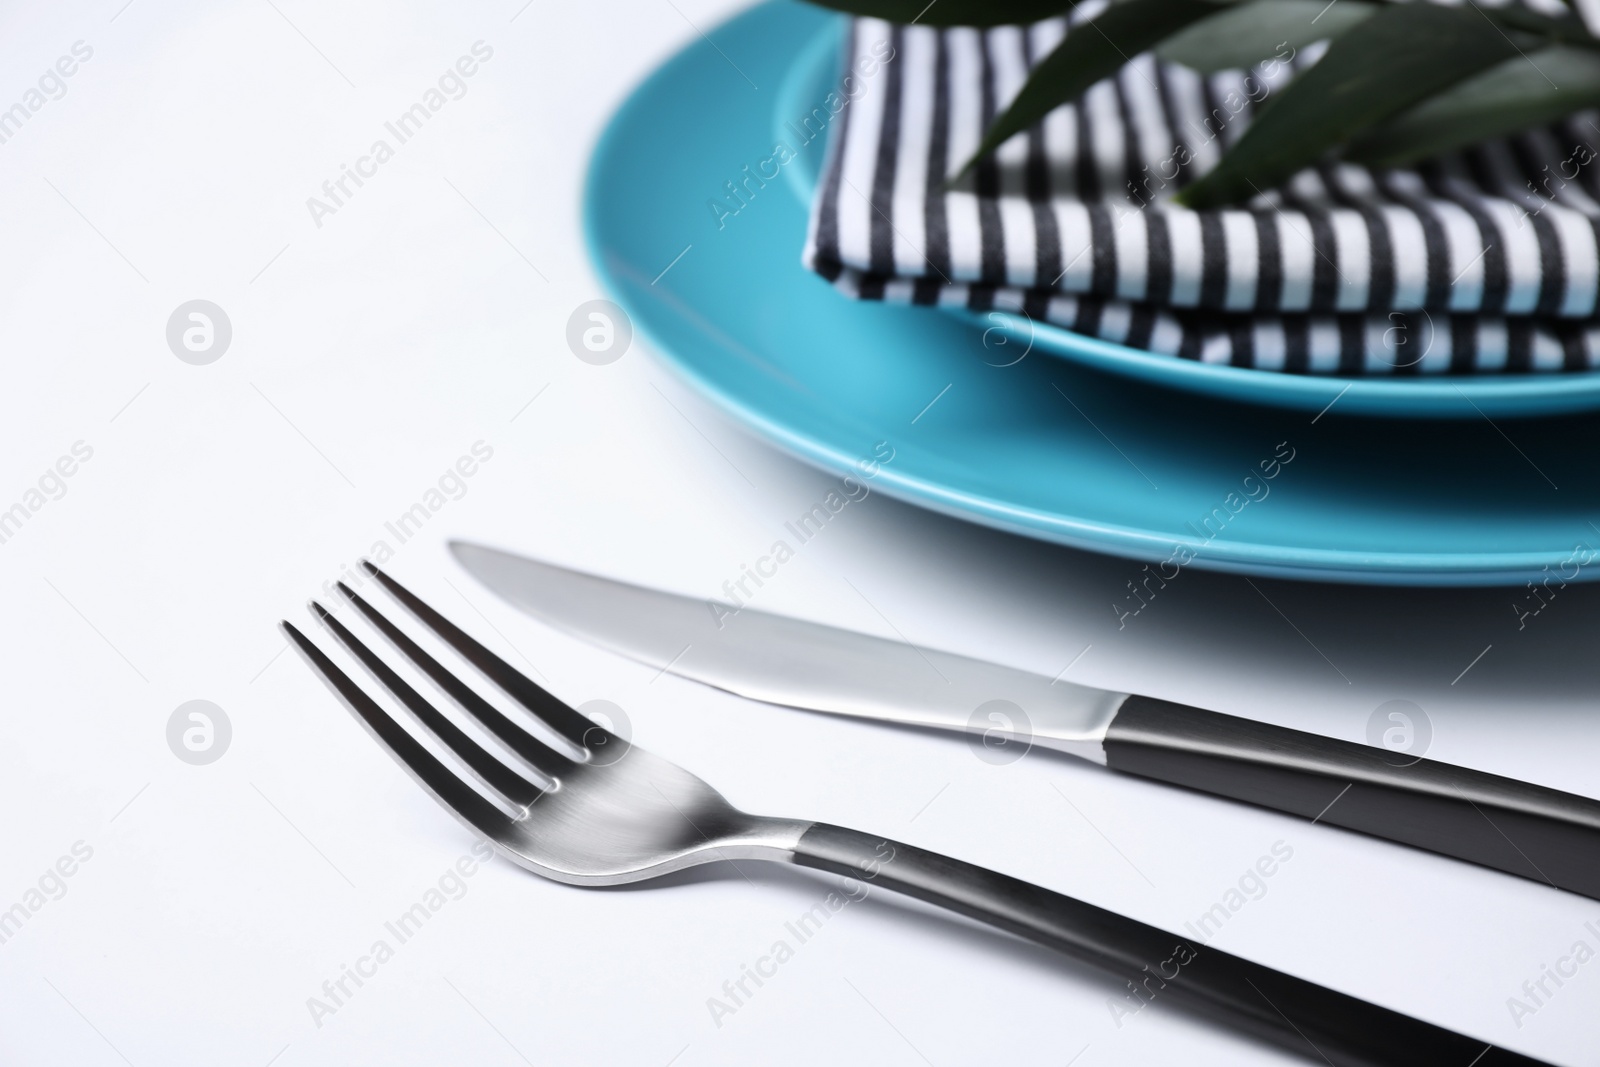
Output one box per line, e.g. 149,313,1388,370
1,1,1597,1064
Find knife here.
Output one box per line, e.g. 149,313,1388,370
450,541,1600,900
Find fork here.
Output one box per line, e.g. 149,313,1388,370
283,563,1545,1067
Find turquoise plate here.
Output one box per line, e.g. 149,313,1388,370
585,0,1600,585
776,17,1600,420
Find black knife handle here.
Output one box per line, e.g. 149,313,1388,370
1104,696,1600,899
794,822,1544,1066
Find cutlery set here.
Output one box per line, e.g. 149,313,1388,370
284,547,1595,1065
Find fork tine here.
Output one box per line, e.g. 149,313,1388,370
308,603,543,809
361,561,603,752
336,582,575,779
281,620,513,836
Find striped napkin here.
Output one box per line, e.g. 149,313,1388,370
803,10,1600,374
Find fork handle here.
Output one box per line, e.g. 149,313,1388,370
793,823,1545,1067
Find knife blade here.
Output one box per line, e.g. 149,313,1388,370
451,540,1600,900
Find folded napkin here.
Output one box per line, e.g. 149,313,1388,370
803,13,1600,374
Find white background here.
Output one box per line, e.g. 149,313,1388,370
0,1,1597,1064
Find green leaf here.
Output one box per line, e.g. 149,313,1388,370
952,0,1228,179
1346,47,1600,168
1174,3,1533,208
1155,0,1375,74
801,0,1074,27
1478,4,1600,52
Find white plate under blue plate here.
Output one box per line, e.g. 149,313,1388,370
585,0,1600,585
777,17,1600,420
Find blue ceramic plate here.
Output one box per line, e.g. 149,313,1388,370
776,18,1600,420
585,0,1600,585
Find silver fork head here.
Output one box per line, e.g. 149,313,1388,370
282,563,809,886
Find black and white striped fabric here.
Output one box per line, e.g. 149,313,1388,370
803,6,1600,374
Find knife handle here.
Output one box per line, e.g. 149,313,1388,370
1104,696,1600,899
794,823,1545,1066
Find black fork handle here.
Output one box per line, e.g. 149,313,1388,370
793,823,1546,1067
